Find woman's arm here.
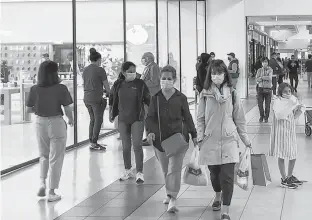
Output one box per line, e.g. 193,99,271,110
196,94,206,142
146,96,158,135
255,69,262,83
232,91,251,146
142,82,151,106
181,96,197,139
26,86,35,114
64,104,74,126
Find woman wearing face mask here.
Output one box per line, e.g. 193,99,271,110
197,60,251,220
109,61,150,184
256,57,273,123
269,83,305,189
146,65,197,213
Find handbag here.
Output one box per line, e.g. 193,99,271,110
157,96,189,158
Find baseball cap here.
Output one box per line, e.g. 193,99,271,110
227,52,235,57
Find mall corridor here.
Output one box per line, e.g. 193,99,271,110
1,84,312,220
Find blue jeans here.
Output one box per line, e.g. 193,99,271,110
118,120,144,172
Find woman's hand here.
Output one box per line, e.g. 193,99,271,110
192,138,198,147
109,111,114,123
68,118,74,127
246,143,252,148
147,133,155,145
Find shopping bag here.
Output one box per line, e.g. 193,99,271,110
183,148,208,186
235,148,252,191
251,154,271,186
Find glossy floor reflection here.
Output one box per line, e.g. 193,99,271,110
1,85,312,220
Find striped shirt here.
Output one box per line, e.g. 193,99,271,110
256,67,273,88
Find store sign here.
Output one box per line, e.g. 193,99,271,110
248,25,254,31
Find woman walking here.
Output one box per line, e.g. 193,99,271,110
269,83,304,188
26,61,74,202
256,57,273,123
109,61,150,184
146,65,197,213
197,60,251,220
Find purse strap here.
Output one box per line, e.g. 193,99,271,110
157,96,162,143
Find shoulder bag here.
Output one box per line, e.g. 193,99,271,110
157,96,189,158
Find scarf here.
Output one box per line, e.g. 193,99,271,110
273,95,299,120
201,83,231,104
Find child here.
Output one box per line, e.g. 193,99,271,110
269,83,305,189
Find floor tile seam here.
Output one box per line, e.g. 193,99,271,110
279,188,287,220
197,196,215,220
239,185,255,220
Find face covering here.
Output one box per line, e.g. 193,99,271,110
228,57,231,61
211,74,225,85
160,80,174,90
282,94,292,99
125,72,136,81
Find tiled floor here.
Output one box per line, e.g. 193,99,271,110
1,83,312,220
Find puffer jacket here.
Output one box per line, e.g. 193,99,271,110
197,86,251,165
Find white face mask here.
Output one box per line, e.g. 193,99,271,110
211,74,225,85
125,72,136,81
282,94,292,99
160,80,174,90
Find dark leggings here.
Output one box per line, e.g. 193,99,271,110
208,163,235,206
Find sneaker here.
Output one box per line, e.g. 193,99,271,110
163,196,171,204
90,143,106,151
167,198,178,213
281,178,298,189
136,172,144,184
221,214,231,220
264,118,269,123
212,200,222,211
119,169,134,181
289,175,303,185
37,185,46,197
48,193,61,202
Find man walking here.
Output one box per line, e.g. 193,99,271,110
305,54,312,88
227,53,240,89
269,52,283,95
140,52,161,146
287,55,300,92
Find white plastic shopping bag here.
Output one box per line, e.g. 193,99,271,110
235,148,252,191
183,148,208,186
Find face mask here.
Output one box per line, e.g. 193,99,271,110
262,63,268,68
160,80,174,90
125,72,136,81
211,74,225,85
282,94,292,99
228,57,231,61
141,59,147,66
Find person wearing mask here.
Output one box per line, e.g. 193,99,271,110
26,61,74,202
195,56,201,71
197,60,251,220
146,65,197,213
210,52,216,60
227,53,240,89
83,48,110,151
305,54,312,88
269,52,282,95
140,52,161,146
42,53,50,62
109,61,150,184
287,55,300,93
256,57,273,123
196,53,211,93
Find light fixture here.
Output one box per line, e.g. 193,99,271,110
127,25,148,46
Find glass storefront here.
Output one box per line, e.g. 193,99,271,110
0,0,206,173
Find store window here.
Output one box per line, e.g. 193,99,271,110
76,0,124,142
0,1,74,170
126,0,157,75
158,0,169,69
197,0,206,55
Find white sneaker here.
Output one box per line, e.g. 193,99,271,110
48,194,61,202
167,198,179,213
136,172,144,184
163,196,170,204
119,169,134,181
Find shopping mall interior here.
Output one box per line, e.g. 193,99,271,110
1,0,312,219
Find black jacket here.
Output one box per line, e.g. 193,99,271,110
109,73,150,121
196,62,208,93
146,89,197,152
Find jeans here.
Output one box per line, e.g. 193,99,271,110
307,72,312,87
36,116,67,189
154,147,188,199
85,98,107,144
118,120,144,172
257,88,272,120
208,163,235,206
272,76,277,95
289,74,299,90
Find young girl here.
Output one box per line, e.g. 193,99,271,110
269,83,305,189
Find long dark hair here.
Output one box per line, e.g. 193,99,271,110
37,61,60,87
117,61,136,80
89,48,101,62
198,53,211,69
203,59,232,90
